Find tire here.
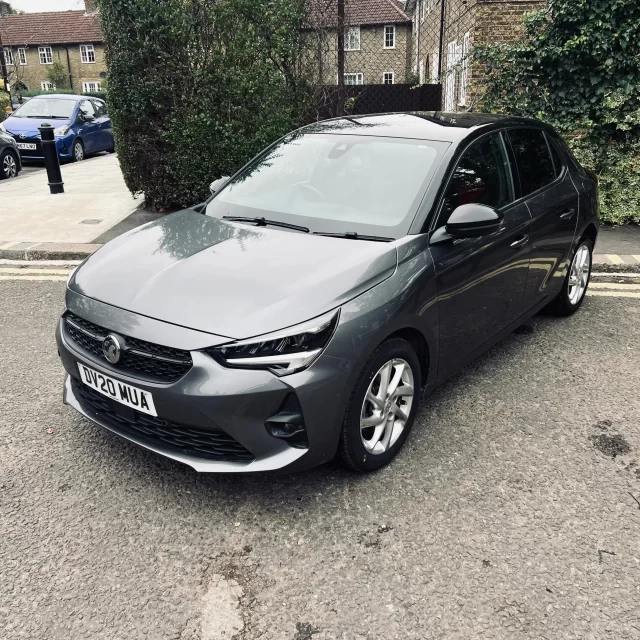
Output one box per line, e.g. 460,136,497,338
548,238,593,316
72,139,85,162
0,149,19,179
339,337,421,472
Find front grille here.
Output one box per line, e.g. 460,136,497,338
64,312,193,383
72,379,254,463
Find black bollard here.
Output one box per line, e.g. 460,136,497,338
38,123,64,195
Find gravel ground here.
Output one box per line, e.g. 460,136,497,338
1,280,639,640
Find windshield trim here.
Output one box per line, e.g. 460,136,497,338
206,133,449,240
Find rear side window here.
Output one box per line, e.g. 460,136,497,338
508,129,556,196
546,135,563,177
439,133,514,224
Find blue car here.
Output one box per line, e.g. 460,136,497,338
0,94,114,162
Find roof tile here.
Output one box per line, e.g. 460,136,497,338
308,0,411,27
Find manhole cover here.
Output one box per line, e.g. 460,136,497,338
81,219,102,225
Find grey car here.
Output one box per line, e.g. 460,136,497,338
0,129,21,179
56,112,599,473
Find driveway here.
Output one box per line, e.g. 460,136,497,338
1,274,639,639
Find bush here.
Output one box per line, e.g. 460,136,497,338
0,92,10,121
474,0,640,224
97,0,314,211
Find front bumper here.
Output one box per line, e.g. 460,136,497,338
56,297,353,473
14,134,74,160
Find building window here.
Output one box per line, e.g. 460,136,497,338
383,25,395,49
344,73,363,85
39,46,53,64
80,44,95,63
41,81,55,90
82,81,102,92
3,48,14,66
345,26,360,51
18,48,27,65
383,71,394,85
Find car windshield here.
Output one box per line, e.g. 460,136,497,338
11,98,76,119
206,133,448,238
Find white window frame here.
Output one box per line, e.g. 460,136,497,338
82,81,102,93
459,31,470,106
383,25,396,49
419,59,425,84
41,81,55,90
344,72,364,86
39,46,53,65
444,40,459,111
382,71,394,85
345,26,360,51
431,47,440,83
3,48,14,66
18,48,27,66
80,44,96,64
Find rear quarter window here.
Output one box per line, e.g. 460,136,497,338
508,129,556,196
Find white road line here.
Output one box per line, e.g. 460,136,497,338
592,272,640,278
0,268,73,275
0,259,82,267
0,275,68,281
606,254,625,265
589,282,640,290
588,290,640,299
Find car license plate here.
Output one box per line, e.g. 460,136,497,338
77,363,157,416
17,143,37,150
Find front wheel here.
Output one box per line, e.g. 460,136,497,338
548,238,593,316
72,139,85,162
339,338,421,472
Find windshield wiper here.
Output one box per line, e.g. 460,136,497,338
313,231,393,243
26,115,67,119
223,216,309,233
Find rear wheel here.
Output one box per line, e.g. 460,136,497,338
339,338,420,472
548,238,593,316
0,149,18,179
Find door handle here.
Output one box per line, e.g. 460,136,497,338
510,234,529,249
560,208,575,220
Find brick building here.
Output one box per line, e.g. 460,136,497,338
0,0,106,95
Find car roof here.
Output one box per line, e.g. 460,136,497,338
301,112,548,143
29,94,87,101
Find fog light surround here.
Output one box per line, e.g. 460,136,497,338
265,395,308,448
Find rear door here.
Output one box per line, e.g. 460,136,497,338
77,99,99,153
429,132,531,378
506,128,580,308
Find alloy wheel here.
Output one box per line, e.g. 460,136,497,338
360,358,414,455
568,244,591,305
2,153,17,178
74,142,84,162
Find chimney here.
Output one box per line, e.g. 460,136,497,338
84,0,98,14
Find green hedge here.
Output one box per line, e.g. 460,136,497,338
97,0,313,211
474,0,640,224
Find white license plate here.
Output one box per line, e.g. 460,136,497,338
77,363,157,416
17,143,37,150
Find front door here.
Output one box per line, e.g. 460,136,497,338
77,99,99,153
507,128,580,307
429,132,531,378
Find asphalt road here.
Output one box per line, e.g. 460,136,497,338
2,277,640,640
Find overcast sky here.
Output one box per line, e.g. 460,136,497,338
11,0,85,11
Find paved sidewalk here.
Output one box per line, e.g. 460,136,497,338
0,154,142,254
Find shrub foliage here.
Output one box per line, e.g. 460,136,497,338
474,0,640,224
96,0,314,210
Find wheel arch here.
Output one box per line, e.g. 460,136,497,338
376,325,431,389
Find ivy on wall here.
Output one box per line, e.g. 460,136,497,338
474,0,640,224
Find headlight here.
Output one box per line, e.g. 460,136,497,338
54,125,71,137
208,310,339,376
0,122,6,133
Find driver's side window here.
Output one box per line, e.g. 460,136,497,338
437,133,513,228
78,100,95,120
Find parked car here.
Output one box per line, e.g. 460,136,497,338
0,94,114,162
0,129,21,179
56,112,598,474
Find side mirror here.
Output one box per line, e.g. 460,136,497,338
445,204,503,239
209,176,230,196
80,113,94,123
